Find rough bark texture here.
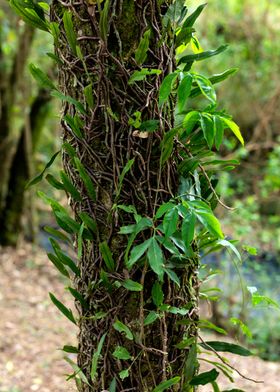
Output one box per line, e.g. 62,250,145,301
50,1,199,390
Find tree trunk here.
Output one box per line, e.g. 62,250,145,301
50,1,199,390
0,88,51,246
0,24,35,222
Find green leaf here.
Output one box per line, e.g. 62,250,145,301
177,73,192,113
54,211,80,234
196,211,223,239
47,253,70,279
163,0,188,28
175,337,196,349
200,114,215,149
99,242,115,272
230,318,252,339
99,0,110,41
113,320,134,341
164,268,180,287
112,346,132,360
199,320,227,335
128,68,161,84
184,344,197,383
10,0,50,31
163,207,179,237
49,292,77,325
160,128,177,165
79,212,97,234
63,11,77,55
195,75,216,104
44,226,71,243
116,159,135,197
123,279,143,292
218,239,241,262
209,68,238,85
62,142,76,158
152,281,164,307
176,26,194,48
77,222,85,259
74,158,96,201
91,333,107,382
51,90,86,115
190,68,238,100
183,3,207,28
214,115,225,150
159,72,178,107
109,378,117,392
64,356,90,386
139,120,160,132
152,376,181,392
60,170,82,201
182,211,196,245
127,238,152,269
181,111,200,136
178,45,228,66
119,369,129,380
155,202,175,219
64,114,84,139
62,345,79,354
26,150,60,188
55,249,81,276
68,287,88,309
190,369,219,386
135,29,151,65
147,238,164,280
84,84,94,109
49,22,60,45
144,311,159,326
46,174,64,190
200,341,252,356
221,117,244,146
29,63,56,90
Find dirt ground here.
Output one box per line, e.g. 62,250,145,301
0,245,279,392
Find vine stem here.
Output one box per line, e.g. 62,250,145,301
198,335,264,384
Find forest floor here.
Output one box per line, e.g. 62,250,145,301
0,244,279,392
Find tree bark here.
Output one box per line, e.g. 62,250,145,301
50,1,199,390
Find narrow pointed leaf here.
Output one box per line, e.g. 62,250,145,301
127,238,152,269
113,320,134,341
123,279,143,292
99,242,115,272
147,238,164,279
190,369,219,386
152,376,181,392
91,333,107,381
63,11,77,55
49,292,77,325
26,151,60,188
200,341,252,356
159,72,178,107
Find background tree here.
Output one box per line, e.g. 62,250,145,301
0,5,52,245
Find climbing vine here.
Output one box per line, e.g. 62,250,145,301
10,0,263,391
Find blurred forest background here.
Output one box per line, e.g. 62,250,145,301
0,0,280,391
